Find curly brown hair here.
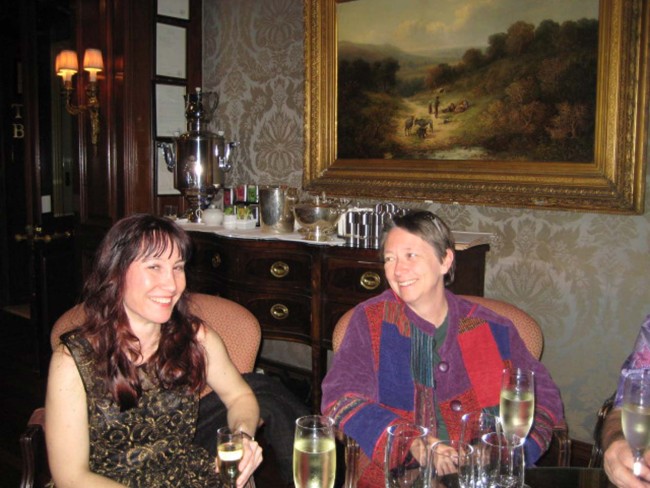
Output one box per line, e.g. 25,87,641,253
79,213,205,410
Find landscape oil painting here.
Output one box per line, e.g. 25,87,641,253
336,0,600,163
303,0,648,212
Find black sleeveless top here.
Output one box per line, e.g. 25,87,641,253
62,330,221,487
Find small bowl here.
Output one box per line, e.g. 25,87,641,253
223,215,237,229
293,202,344,241
236,219,257,230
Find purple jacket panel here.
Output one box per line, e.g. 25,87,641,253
614,314,650,407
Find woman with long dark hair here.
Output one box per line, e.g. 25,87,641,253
45,214,262,487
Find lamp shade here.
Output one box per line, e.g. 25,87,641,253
83,48,103,81
56,49,78,83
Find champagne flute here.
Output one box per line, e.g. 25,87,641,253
293,415,336,488
217,427,244,488
500,368,535,445
622,370,650,477
500,368,534,487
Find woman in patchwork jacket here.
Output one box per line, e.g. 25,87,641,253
321,211,565,487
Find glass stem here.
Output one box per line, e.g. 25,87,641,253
633,451,643,477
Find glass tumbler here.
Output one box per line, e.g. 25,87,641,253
385,422,430,488
430,439,473,488
480,432,524,488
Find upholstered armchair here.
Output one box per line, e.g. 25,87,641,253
20,293,261,488
330,295,571,488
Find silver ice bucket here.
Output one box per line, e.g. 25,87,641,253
259,186,298,233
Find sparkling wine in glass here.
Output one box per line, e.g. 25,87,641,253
293,415,336,488
622,370,650,477
500,368,534,487
217,427,244,488
500,368,535,444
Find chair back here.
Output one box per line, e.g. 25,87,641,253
459,295,543,359
332,309,355,352
51,293,261,379
332,295,543,359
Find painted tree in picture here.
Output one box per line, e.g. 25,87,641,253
336,0,599,162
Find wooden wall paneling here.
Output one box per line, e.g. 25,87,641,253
75,0,154,281
76,0,156,221
74,0,202,280
76,0,110,225
186,0,202,90
124,0,155,214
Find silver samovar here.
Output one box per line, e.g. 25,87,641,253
160,88,238,222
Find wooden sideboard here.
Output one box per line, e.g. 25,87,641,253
186,230,489,411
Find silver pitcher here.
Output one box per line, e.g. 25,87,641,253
159,88,239,222
259,186,298,233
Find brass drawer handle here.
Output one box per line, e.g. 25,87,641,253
270,303,289,320
270,261,290,278
211,253,222,269
360,271,381,291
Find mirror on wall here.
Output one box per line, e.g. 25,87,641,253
49,40,76,216
39,0,76,217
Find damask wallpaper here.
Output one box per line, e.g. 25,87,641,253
203,0,650,443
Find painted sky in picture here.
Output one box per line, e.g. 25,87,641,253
337,0,600,53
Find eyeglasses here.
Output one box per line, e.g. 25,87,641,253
423,212,444,234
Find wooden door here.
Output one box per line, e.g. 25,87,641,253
0,0,79,374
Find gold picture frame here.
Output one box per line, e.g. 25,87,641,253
303,0,649,213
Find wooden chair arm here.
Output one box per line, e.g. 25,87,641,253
335,429,361,488
343,433,361,488
589,392,616,468
19,423,49,488
552,425,571,467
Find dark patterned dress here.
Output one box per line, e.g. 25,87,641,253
62,331,221,487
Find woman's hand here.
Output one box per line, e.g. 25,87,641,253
236,435,263,487
431,442,458,477
604,438,650,487
214,433,262,487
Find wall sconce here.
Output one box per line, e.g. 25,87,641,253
55,48,103,146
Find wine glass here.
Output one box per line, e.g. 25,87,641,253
622,370,650,477
500,368,534,486
500,368,535,445
217,427,244,488
293,415,336,488
384,422,429,488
